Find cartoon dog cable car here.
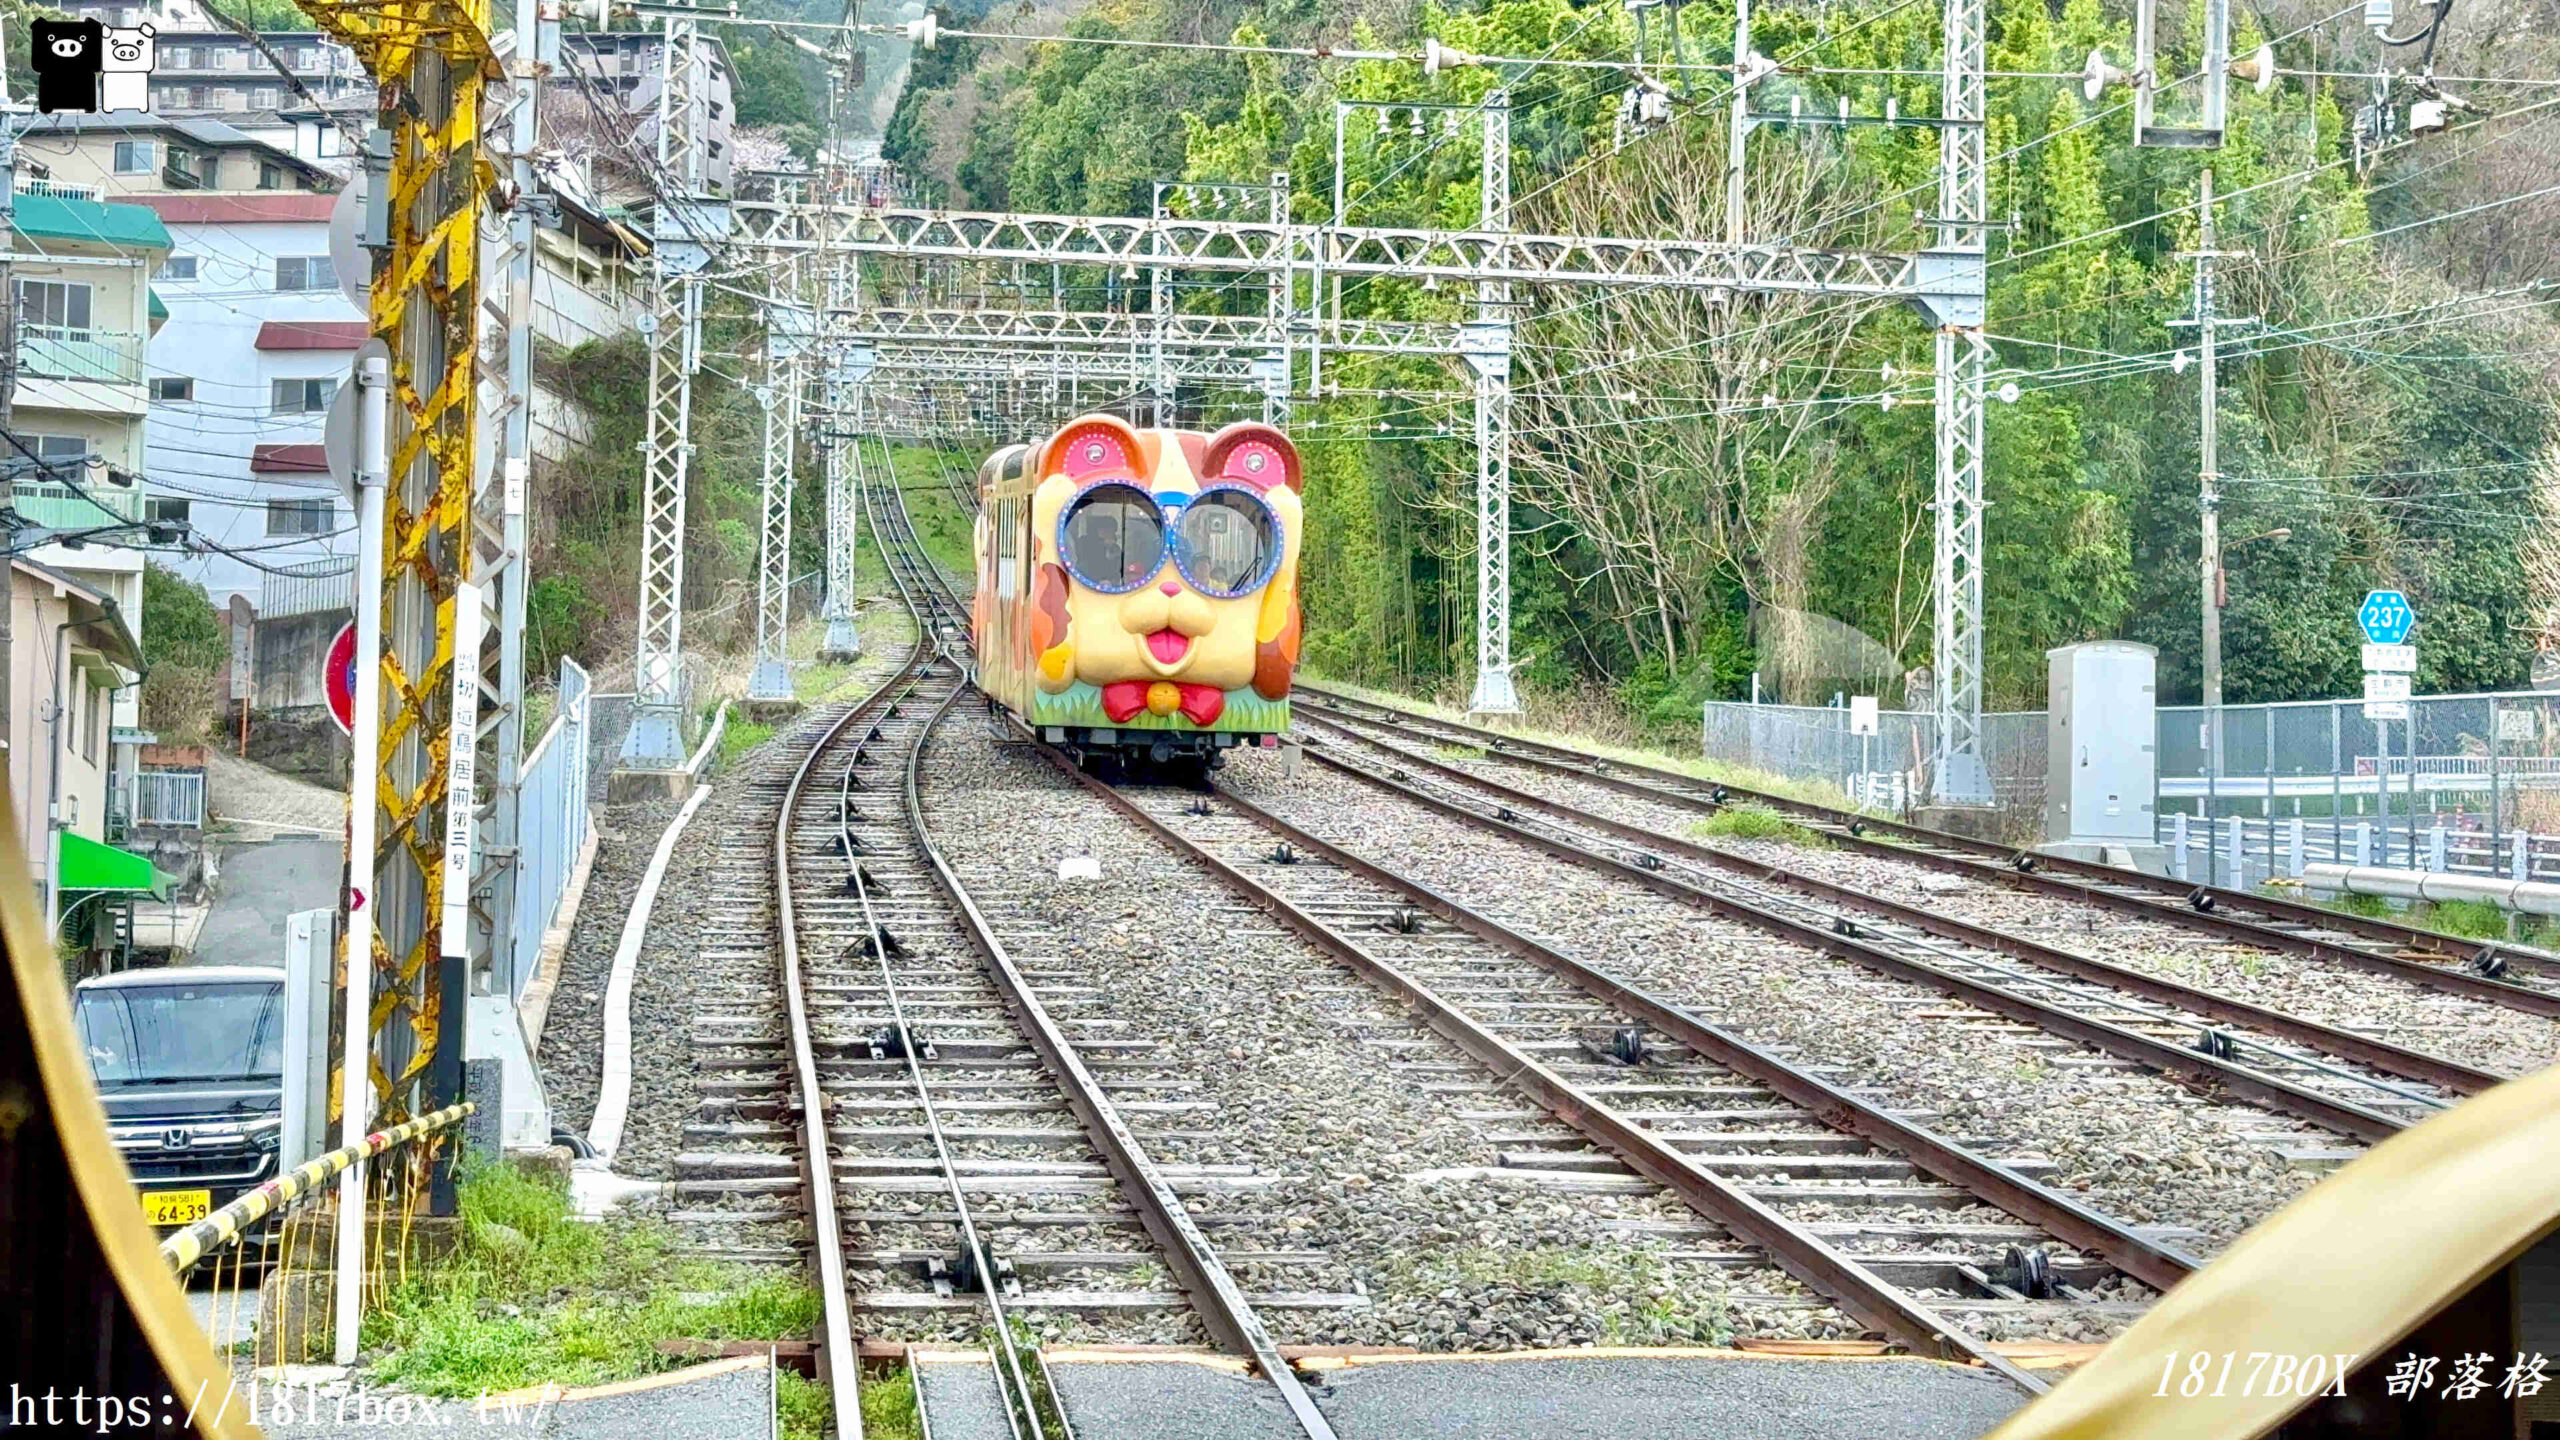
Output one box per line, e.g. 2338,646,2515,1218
972,415,1303,771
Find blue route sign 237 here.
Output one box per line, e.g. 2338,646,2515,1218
2358,590,2415,645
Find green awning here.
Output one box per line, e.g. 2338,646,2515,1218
148,289,168,321
11,192,172,251
58,831,170,899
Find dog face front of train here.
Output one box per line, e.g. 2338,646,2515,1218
1027,418,1303,722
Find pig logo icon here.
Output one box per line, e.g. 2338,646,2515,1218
30,18,103,114
101,24,154,113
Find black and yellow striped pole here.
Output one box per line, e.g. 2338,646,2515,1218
158,1104,474,1277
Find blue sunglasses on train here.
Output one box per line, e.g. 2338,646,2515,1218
1058,482,1283,600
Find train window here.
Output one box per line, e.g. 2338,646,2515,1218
1059,483,1164,592
1176,488,1279,598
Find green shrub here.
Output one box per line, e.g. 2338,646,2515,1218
366,1164,820,1398
1692,803,1824,846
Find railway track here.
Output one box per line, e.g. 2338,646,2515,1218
1292,686,2560,1017
1281,711,2511,1146
748,467,1338,1438
1000,746,2218,1395
908,447,2151,1389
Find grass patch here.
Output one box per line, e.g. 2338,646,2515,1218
795,661,858,702
1433,743,1490,761
883,447,979,579
716,718,775,773
855,1365,923,1440
1301,672,1884,821
2417,898,2511,941
773,1351,927,1439
2413,898,2560,946
2305,890,2560,948
1690,803,1825,847
366,1164,820,1400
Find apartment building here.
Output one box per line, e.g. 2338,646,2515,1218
7,190,166,650
17,113,335,197
7,558,154,973
2,192,172,966
36,0,731,195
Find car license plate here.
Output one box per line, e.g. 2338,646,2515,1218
142,1189,212,1226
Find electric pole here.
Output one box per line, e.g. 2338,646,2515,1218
2175,167,2252,884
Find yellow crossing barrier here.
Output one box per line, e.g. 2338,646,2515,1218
158,1104,475,1276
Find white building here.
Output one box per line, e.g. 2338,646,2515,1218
129,192,357,614
127,189,645,715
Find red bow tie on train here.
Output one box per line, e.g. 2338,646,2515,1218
1100,680,1225,727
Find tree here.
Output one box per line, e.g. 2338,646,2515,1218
730,39,819,132
139,564,224,745
924,0,2560,729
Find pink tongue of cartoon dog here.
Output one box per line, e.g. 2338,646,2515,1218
1146,629,1189,664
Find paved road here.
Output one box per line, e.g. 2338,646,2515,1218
192,836,342,969
235,1357,775,1438
186,1279,256,1350
925,1352,2034,1440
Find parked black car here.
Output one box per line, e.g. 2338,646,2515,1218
73,965,287,1231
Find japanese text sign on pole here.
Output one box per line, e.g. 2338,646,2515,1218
2358,590,2415,645
1849,696,1880,736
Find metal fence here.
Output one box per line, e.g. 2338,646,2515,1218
261,558,356,619
1704,686,2560,838
506,659,593,1001
2157,691,2560,816
10,477,135,529
1700,700,2049,812
19,324,144,384
2165,812,2560,892
126,770,205,829
585,691,635,799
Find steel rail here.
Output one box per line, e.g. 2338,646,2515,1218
775,638,923,1440
1299,712,2504,1103
759,451,1031,1440
1200,779,2203,1294
846,540,1049,1439
1293,689,2560,1014
1297,742,2411,1144
1023,740,2055,1390
872,472,1342,1440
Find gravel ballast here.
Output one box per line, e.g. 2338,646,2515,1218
1219,746,2330,1258
919,717,2123,1351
